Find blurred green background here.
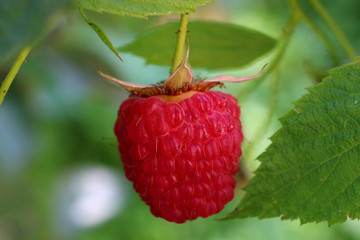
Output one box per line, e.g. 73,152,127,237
1,0,360,239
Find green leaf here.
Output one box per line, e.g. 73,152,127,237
79,8,123,62
119,21,276,70
0,0,72,64
231,61,360,226
77,0,213,18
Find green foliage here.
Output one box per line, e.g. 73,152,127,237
120,21,276,70
1,0,360,233
79,8,123,61
0,0,72,64
77,0,213,18
231,61,360,226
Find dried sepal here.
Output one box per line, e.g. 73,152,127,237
163,47,193,90
203,64,267,83
97,67,158,96
98,49,266,97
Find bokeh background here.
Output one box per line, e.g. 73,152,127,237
1,0,360,239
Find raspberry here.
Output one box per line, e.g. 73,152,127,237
114,91,243,223
100,51,265,223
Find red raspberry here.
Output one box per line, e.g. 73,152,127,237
114,91,243,223
99,51,264,223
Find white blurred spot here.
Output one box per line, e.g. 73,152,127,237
57,165,127,231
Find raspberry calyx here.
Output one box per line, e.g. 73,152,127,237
98,48,266,98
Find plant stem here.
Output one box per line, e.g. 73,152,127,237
0,45,32,107
170,13,189,74
237,10,299,103
243,67,282,161
309,0,357,60
293,0,340,65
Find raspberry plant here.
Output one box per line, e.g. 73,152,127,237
1,0,359,227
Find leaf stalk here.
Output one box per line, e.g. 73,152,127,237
0,45,32,108
170,13,189,75
309,0,357,60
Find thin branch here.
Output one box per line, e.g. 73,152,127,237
309,0,357,60
170,13,189,74
237,10,300,103
0,45,32,107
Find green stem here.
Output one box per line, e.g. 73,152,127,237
294,0,340,65
237,10,299,102
170,13,189,74
0,45,32,107
243,67,282,161
309,0,357,59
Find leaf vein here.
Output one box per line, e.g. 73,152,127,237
257,139,360,202
307,154,360,220
293,91,358,116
